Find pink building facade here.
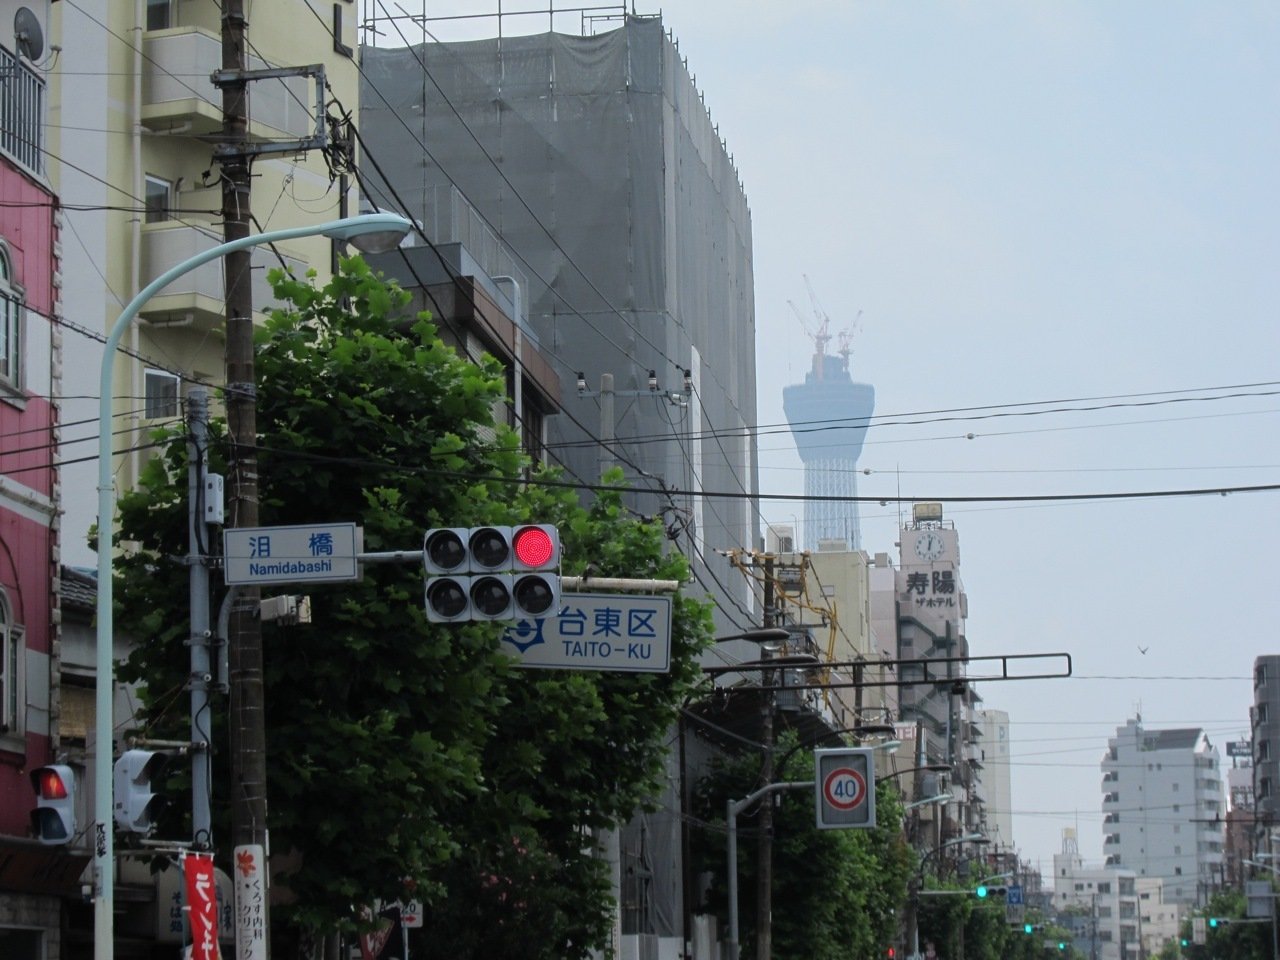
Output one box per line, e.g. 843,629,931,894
0,26,83,957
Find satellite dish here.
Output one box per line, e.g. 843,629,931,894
14,7,44,62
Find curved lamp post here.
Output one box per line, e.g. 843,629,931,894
907,832,987,959
92,213,412,960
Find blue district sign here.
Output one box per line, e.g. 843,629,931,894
500,593,672,672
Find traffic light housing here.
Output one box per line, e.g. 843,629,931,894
975,884,1008,899
113,749,168,834
30,764,76,845
423,525,560,623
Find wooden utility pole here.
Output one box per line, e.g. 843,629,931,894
756,556,775,960
218,3,270,953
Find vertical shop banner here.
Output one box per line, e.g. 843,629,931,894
234,844,269,960
184,853,220,960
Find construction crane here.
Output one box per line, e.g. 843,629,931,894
786,297,830,356
790,275,862,375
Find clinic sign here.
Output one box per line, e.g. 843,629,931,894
224,523,360,586
500,594,672,672
814,747,876,830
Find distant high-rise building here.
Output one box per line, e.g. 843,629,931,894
1252,656,1280,829
977,709,1013,851
1102,717,1225,904
783,345,873,550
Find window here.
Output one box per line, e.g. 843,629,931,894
0,246,21,390
144,369,180,419
145,0,173,30
144,175,173,223
0,588,21,736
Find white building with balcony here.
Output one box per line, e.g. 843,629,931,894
1102,717,1225,905
51,0,360,564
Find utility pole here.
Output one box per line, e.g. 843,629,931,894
217,2,271,954
756,556,775,960
187,389,214,846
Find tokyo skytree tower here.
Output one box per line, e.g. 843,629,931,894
782,297,874,550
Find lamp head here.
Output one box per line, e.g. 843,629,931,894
324,213,414,254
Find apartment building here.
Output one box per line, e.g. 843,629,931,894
53,0,361,566
1102,717,1225,905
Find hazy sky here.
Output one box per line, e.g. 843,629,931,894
365,2,1280,876
654,0,1280,876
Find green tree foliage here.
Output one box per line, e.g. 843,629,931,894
688,732,910,960
1177,889,1273,960
114,259,714,958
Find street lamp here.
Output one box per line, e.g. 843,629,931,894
92,213,412,960
907,832,986,960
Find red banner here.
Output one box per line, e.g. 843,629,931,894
184,853,220,960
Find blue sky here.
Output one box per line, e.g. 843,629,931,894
366,1,1280,876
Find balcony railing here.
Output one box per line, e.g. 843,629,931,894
0,45,45,175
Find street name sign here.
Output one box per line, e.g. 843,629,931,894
814,747,876,830
500,593,672,672
224,523,360,586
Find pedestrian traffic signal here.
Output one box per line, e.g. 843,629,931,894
113,749,168,834
30,764,77,844
423,525,560,622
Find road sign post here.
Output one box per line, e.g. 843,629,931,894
814,747,876,829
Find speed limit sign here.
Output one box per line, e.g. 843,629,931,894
814,747,876,830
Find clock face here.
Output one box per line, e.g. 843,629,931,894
914,531,945,561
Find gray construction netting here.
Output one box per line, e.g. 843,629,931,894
361,18,757,611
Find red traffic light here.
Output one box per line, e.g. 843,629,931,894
35,767,69,800
512,525,555,567
886,950,896,959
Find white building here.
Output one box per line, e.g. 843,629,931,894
1102,717,1225,904
1053,829,1141,960
1136,877,1182,959
977,709,1013,852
